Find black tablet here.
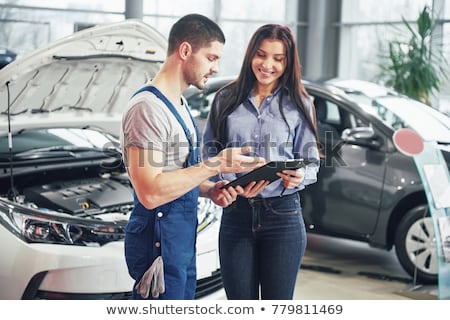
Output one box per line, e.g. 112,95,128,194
220,159,314,189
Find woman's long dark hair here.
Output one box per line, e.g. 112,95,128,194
208,24,318,150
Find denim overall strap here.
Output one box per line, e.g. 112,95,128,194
126,86,200,299
132,85,200,165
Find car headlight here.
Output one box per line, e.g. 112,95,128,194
0,198,126,246
196,198,222,233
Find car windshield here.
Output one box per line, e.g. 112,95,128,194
0,127,118,155
327,80,450,143
367,96,450,142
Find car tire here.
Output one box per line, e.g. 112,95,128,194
394,204,438,284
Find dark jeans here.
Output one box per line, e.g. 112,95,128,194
219,192,307,300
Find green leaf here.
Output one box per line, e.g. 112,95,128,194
375,5,448,107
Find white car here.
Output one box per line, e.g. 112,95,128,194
0,20,224,299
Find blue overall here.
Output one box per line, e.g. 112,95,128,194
124,86,200,300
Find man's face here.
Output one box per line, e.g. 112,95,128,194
184,40,224,90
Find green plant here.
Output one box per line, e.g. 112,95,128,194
377,5,448,106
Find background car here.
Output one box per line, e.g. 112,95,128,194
184,76,450,284
0,20,224,299
0,47,17,69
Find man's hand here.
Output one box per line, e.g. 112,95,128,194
235,180,270,198
204,146,265,174
208,181,238,207
208,179,270,207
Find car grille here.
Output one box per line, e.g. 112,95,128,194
34,291,133,300
194,269,223,299
26,269,223,300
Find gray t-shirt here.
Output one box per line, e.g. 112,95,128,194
120,89,197,172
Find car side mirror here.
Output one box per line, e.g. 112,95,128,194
341,127,382,149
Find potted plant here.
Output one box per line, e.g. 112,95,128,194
376,5,448,106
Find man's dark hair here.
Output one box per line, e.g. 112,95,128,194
167,13,225,55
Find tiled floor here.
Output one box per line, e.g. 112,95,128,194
294,268,437,300
293,234,438,300
213,233,439,300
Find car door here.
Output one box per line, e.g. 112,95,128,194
301,93,388,238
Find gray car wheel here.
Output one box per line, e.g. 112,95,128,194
394,205,438,284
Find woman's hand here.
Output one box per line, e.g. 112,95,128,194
277,168,305,190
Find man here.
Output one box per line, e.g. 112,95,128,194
121,14,264,300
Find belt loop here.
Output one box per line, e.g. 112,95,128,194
247,197,264,208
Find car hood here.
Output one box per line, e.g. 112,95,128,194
0,19,167,136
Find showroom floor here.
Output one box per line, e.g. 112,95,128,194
293,234,439,300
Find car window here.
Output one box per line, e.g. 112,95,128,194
348,110,370,128
312,94,374,142
203,92,215,110
312,95,342,142
188,91,216,118
325,102,340,124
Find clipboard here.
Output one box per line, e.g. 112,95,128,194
221,159,314,189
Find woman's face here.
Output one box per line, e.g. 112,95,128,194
251,38,287,87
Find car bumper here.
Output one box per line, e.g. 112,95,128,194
0,214,223,299
0,224,133,299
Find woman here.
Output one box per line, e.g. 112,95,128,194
202,24,320,300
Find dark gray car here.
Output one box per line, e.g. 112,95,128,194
185,76,450,284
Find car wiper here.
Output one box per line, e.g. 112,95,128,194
1,109,28,116
11,146,112,160
31,105,93,113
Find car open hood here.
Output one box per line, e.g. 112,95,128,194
0,19,167,136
